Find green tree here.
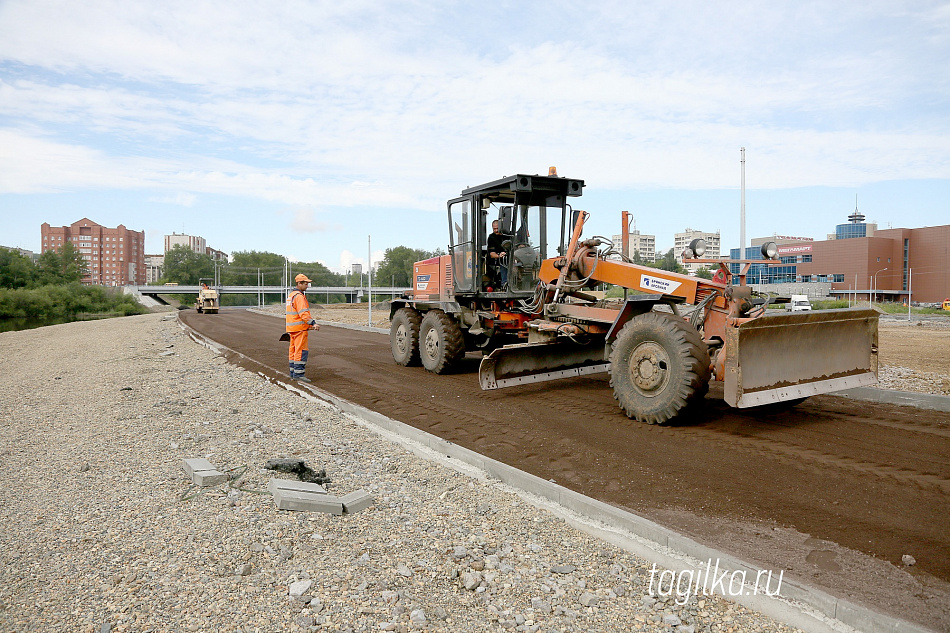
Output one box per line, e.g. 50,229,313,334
223,251,344,288
60,241,89,283
35,249,62,285
162,244,214,284
35,242,87,285
695,266,713,280
656,248,685,274
224,250,285,286
230,250,286,270
0,248,37,289
375,246,442,287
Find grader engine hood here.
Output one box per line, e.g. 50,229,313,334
724,308,879,408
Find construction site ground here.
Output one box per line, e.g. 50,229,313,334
180,305,950,631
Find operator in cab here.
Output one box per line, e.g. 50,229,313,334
486,219,508,288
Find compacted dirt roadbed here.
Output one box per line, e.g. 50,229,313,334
181,309,950,630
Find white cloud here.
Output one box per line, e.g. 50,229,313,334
150,192,196,206
334,248,387,275
0,0,948,222
289,208,338,233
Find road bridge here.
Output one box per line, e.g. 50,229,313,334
133,285,408,303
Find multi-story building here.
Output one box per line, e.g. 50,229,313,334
164,232,205,254
826,206,877,240
730,234,813,286
729,214,949,303
798,224,949,303
164,233,227,261
674,228,721,272
40,219,145,286
145,254,165,284
0,246,36,261
206,247,228,261
611,229,656,263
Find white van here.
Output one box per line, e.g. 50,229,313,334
786,294,812,312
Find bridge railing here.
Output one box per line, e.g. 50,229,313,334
135,285,409,296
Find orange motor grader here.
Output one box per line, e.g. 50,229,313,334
389,171,878,424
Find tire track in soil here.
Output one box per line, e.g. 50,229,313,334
180,309,950,630
668,408,950,494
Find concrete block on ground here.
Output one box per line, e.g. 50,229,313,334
192,469,228,486
183,458,214,478
340,489,375,514
183,458,228,487
272,488,343,514
267,477,327,497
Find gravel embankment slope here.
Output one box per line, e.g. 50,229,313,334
0,313,807,632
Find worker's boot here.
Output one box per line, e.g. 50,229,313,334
295,361,311,382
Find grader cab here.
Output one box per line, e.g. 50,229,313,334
390,170,878,423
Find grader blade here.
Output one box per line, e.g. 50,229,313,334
724,308,879,408
479,342,608,390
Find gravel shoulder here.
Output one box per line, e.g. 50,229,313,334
0,313,814,633
876,317,950,395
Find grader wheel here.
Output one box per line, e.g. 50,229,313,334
390,307,422,366
609,311,711,424
419,310,466,374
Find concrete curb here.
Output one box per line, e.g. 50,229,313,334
179,315,935,633
831,386,950,412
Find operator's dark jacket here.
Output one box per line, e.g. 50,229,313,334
486,231,507,269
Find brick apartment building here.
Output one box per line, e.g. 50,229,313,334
40,218,146,286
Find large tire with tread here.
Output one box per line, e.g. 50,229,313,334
609,311,711,424
390,307,422,366
419,310,466,374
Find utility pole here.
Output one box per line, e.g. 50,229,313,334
368,235,373,327
740,147,746,256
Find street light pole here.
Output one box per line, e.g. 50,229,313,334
873,267,888,306
368,235,373,327
907,268,912,321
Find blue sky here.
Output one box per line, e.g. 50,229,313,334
1,1,948,273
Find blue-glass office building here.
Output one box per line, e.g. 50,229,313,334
728,247,798,284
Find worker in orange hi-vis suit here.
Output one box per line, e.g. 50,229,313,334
286,273,320,383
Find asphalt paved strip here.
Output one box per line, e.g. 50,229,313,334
179,313,936,633
180,308,950,631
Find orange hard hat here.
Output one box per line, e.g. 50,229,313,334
295,274,312,283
